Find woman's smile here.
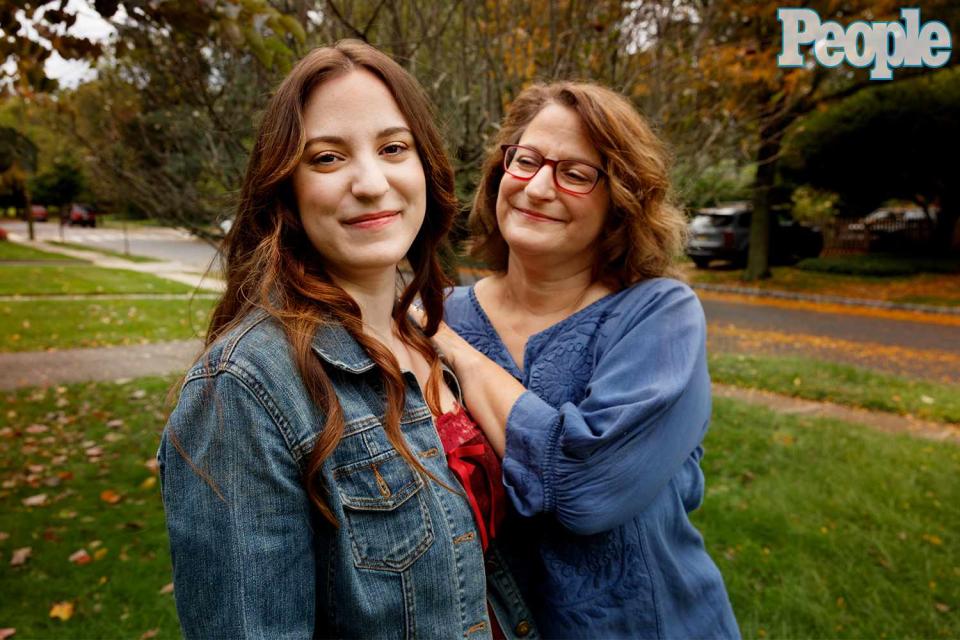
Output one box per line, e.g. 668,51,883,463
513,205,564,223
343,210,402,229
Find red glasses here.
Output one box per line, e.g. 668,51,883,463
501,144,605,195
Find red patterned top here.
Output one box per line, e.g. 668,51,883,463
434,404,506,553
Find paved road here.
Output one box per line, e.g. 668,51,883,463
700,296,960,354
3,221,218,271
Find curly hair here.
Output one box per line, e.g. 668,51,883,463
469,81,687,288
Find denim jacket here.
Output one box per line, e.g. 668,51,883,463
159,310,537,639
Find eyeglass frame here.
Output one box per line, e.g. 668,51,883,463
500,144,606,195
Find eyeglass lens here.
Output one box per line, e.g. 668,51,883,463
503,146,599,194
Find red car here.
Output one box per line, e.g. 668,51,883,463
68,204,97,227
30,205,49,222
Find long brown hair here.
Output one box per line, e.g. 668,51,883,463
208,41,456,525
470,81,686,288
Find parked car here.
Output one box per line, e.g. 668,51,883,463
686,202,823,268
29,205,49,222
862,207,936,252
68,204,97,227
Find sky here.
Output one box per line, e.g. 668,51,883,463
20,0,117,88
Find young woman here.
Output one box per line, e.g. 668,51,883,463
159,41,535,639
428,82,741,639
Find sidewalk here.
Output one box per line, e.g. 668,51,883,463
0,339,202,390
7,237,225,292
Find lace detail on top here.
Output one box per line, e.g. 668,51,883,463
435,404,506,552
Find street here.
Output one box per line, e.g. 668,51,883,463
4,221,218,271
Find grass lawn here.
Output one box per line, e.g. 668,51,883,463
1,377,179,638
709,352,960,424
695,398,959,639
0,298,215,352
2,378,957,638
0,265,195,296
0,242,82,262
688,265,960,307
48,241,160,264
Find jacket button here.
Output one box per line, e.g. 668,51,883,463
514,620,532,637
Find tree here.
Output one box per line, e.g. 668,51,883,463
784,67,960,252
29,157,86,210
0,126,38,237
682,0,959,279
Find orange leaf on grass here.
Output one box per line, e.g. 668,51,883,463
69,549,92,565
159,582,174,595
48,601,74,621
0,628,16,640
100,490,123,505
140,629,159,639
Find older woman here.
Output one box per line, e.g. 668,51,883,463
429,82,740,639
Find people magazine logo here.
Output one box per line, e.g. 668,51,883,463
777,8,953,80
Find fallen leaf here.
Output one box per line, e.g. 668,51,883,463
106,419,125,429
10,547,31,567
22,494,47,507
0,532,8,542
98,575,109,585
935,602,951,613
25,424,49,434
100,490,122,505
920,395,935,405
27,464,45,474
0,628,16,640
140,629,159,639
84,446,103,457
89,540,102,549
48,601,74,621
69,549,92,565
130,389,147,400
144,459,160,475
140,477,157,490
104,433,124,443
922,533,944,546
159,582,174,594
94,548,108,561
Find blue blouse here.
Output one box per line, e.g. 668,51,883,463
445,278,740,640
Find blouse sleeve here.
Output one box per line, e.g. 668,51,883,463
158,371,317,639
501,282,711,536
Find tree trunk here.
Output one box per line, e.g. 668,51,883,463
743,119,783,281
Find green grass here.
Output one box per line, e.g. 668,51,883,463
48,241,160,264
709,352,960,424
0,265,195,296
2,380,957,638
0,298,215,351
797,254,960,277
694,398,959,639
1,377,180,638
0,242,83,262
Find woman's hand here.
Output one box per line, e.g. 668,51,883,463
408,305,523,457
408,307,477,373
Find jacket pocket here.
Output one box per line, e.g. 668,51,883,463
334,449,435,571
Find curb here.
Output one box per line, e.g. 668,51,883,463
690,282,960,316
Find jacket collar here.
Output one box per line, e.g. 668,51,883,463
311,320,377,374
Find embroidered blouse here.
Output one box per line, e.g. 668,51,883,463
444,278,741,640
